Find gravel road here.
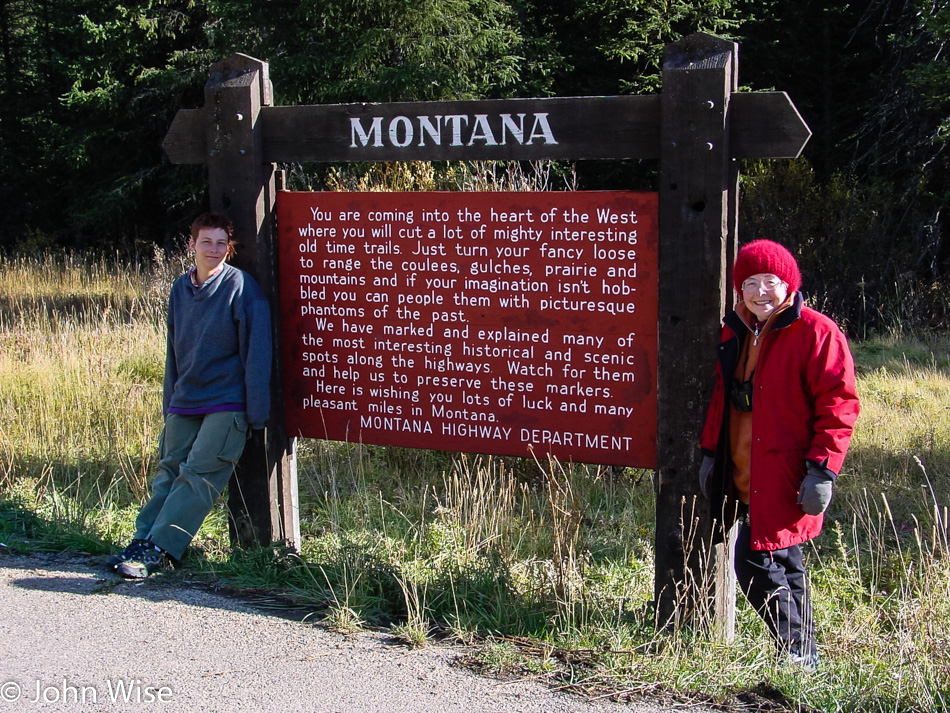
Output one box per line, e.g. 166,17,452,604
0,552,704,713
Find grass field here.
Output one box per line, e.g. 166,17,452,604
0,251,947,712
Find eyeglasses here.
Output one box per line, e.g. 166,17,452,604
741,275,785,293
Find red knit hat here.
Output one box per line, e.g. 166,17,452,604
733,240,801,293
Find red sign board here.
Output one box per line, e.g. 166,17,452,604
277,191,658,467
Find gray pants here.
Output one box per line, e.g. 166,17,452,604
134,412,249,560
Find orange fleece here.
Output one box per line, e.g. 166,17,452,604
729,295,794,504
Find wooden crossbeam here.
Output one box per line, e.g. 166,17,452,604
163,92,809,165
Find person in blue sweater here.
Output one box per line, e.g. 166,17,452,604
108,212,272,578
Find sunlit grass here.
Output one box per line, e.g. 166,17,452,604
0,252,948,711
0,252,175,506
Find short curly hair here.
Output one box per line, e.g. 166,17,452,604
190,212,235,259
190,212,233,239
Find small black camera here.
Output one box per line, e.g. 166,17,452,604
730,379,754,412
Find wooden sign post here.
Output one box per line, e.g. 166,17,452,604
162,33,810,631
199,54,299,550
656,35,739,632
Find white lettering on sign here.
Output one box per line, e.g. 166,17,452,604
350,114,558,149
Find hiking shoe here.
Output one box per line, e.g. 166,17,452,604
777,645,819,673
785,651,819,673
106,539,149,572
116,543,167,579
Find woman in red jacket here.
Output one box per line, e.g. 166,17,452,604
699,240,860,671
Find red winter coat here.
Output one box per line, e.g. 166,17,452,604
700,292,860,551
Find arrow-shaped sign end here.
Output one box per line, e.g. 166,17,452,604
731,92,811,159
162,109,207,165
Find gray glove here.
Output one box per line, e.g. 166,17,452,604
797,461,835,515
699,455,714,499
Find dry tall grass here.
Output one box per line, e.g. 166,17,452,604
1,252,948,711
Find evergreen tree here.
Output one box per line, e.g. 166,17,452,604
0,0,211,249
207,0,526,103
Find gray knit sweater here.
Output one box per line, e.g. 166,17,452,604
163,263,272,429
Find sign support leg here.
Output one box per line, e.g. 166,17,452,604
655,33,737,633
203,54,300,551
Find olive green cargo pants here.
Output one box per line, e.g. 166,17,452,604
133,412,249,561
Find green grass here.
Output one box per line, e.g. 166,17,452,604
1,251,948,712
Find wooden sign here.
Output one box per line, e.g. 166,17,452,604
278,191,658,466
162,36,813,627
164,92,810,165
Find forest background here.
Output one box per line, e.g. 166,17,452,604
1,0,948,337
